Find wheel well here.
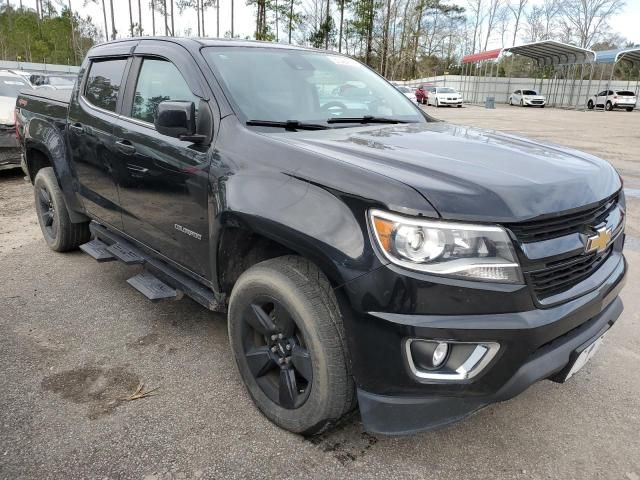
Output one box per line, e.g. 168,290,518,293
25,148,52,183
217,227,297,294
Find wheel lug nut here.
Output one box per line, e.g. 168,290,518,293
277,333,284,339
271,334,277,341
286,344,291,351
278,358,285,365
270,346,277,353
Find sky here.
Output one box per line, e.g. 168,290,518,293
13,0,640,48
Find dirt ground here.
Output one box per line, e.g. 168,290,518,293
1,106,640,480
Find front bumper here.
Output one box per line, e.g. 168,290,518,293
338,251,626,435
524,99,546,106
0,128,21,171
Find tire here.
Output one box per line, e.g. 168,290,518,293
520,99,524,107
605,101,613,111
587,100,594,110
509,98,513,105
626,107,634,112
34,167,90,252
435,99,439,108
457,104,462,108
228,255,355,436
541,105,545,108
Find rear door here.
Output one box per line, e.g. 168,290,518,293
67,55,132,229
111,42,214,280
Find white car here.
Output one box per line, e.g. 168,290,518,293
587,90,636,112
427,87,463,107
509,89,546,107
0,71,31,171
395,85,417,103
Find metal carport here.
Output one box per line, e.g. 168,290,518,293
501,41,596,109
591,48,640,112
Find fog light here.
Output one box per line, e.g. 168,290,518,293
432,342,448,367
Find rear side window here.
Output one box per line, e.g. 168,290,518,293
84,58,127,112
618,91,635,96
131,58,197,124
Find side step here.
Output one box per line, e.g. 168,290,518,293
79,239,116,262
87,222,225,312
106,243,145,265
127,271,183,302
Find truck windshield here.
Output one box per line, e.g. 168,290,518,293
203,47,425,126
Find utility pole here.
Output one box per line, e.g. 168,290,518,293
151,0,156,35
170,0,174,36
101,0,109,42
231,0,234,37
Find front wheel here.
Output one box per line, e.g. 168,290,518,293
34,167,90,252
520,99,525,107
435,99,440,108
587,100,594,110
626,107,634,112
228,256,355,436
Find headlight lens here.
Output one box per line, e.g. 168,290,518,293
370,209,522,283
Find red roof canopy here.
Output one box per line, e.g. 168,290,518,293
462,48,502,64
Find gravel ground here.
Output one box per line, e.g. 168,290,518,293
1,106,640,480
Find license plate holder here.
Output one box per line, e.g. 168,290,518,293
559,330,609,382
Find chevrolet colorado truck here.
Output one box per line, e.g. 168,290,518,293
16,38,626,436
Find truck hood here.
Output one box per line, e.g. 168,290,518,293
0,96,15,124
283,122,621,222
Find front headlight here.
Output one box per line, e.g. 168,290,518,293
369,209,523,283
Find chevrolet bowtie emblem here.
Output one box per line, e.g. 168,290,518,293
585,227,613,254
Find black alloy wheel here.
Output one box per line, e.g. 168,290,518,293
240,297,313,409
36,185,57,239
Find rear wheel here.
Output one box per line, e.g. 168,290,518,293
34,167,90,252
605,101,613,111
626,107,634,112
228,256,355,436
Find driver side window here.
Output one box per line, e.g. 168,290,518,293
131,58,198,124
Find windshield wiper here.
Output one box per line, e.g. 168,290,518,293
246,120,330,131
327,115,412,124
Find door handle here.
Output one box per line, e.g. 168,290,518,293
115,139,136,154
69,123,84,134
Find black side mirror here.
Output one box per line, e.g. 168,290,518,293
155,100,204,143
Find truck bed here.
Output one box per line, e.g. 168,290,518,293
17,88,71,123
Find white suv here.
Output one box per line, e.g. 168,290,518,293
588,90,637,112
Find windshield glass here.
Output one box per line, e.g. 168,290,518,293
397,86,411,93
0,76,28,97
437,88,456,93
203,47,425,125
522,90,537,95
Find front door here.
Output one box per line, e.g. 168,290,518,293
67,57,130,229
112,53,213,280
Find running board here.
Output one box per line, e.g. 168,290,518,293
127,271,183,302
85,222,225,312
79,239,116,262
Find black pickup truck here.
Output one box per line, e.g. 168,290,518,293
16,38,626,436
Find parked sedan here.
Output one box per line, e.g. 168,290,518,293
427,87,463,107
395,85,417,103
509,89,546,107
587,90,636,112
415,85,428,104
0,72,29,171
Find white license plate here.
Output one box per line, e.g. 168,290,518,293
564,332,608,381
